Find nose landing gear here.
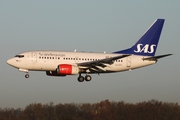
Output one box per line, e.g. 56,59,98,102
18,69,29,78
25,74,29,78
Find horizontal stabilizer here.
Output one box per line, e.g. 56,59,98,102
143,54,172,61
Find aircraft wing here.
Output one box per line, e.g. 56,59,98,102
78,54,130,72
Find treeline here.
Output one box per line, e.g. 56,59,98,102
0,99,180,120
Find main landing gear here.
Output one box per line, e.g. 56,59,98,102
77,73,92,82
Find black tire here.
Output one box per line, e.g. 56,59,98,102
85,75,92,81
78,76,84,82
25,74,29,78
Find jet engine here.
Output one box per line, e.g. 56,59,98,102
57,64,79,75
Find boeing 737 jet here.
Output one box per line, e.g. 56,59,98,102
7,19,172,82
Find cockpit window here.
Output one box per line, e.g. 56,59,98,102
15,55,24,58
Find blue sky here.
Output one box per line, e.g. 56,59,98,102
1,1,179,108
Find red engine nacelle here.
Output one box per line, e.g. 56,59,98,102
57,64,79,75
46,71,66,76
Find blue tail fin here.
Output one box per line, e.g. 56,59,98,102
114,19,165,56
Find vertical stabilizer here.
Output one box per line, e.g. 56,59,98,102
114,19,165,56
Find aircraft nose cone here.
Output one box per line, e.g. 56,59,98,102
7,58,14,65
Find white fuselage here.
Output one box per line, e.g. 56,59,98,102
7,51,156,74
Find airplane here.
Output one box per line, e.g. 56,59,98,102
7,19,172,82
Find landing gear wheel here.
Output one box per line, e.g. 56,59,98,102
78,76,84,82
85,75,92,82
25,74,29,78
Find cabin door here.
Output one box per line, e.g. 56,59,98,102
126,57,131,67
31,52,37,63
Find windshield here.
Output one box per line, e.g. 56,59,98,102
15,55,24,58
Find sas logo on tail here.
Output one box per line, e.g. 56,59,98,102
134,44,156,53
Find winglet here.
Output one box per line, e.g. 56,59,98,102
114,19,165,56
